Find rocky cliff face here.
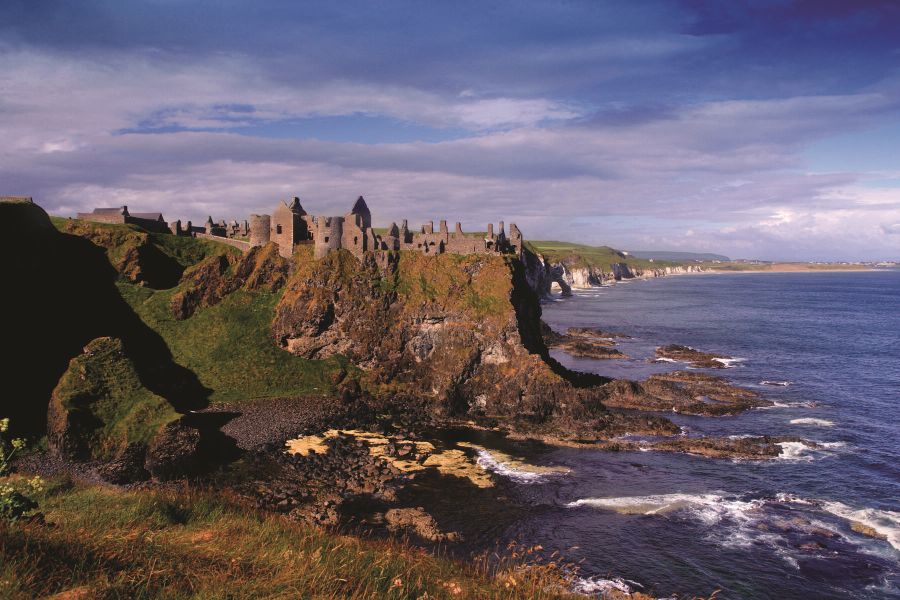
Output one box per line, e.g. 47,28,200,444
521,246,704,295
272,248,674,438
520,247,571,297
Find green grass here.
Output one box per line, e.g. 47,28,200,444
149,230,239,268
0,480,576,599
526,240,679,270
47,218,349,404
393,251,513,323
53,216,236,268
118,282,348,403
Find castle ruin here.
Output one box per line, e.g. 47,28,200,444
76,206,171,234
75,195,524,261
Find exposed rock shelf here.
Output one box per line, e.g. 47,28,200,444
653,344,734,369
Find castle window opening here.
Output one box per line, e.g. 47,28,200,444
324,236,329,243
354,236,358,245
276,225,282,234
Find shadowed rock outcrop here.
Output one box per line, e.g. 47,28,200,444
0,202,211,438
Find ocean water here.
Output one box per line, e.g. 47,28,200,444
494,271,900,599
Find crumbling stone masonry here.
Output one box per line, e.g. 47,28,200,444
74,195,524,261
76,206,171,234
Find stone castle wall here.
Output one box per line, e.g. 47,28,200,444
72,195,523,262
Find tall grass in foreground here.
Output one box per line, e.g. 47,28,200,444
0,480,579,599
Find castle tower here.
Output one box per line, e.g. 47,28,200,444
399,219,410,243
508,223,523,257
249,214,271,247
289,197,306,215
314,216,344,259
269,202,307,258
350,196,371,229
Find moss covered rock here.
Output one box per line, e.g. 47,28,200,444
48,337,179,463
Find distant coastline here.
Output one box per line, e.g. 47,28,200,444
704,263,878,274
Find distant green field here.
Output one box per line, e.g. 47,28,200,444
699,261,871,272
526,240,680,270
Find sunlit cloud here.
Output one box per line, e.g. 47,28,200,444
1,0,899,261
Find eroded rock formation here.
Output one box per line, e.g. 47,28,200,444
272,248,675,439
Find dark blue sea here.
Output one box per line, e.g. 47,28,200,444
492,271,900,599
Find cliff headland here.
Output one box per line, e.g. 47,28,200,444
523,240,704,296
2,198,810,599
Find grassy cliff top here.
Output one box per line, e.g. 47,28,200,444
47,218,350,405
526,240,679,270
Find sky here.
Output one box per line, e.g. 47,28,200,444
2,0,899,261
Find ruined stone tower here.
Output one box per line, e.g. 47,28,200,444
271,197,310,258
249,214,271,247
314,216,343,259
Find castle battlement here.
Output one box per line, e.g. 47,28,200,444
243,195,522,260
76,195,523,261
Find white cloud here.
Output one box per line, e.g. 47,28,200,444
3,44,899,260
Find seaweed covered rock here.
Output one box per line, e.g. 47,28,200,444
654,344,732,368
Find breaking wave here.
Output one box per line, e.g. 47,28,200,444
466,445,570,484
564,492,760,526
777,441,847,461
564,491,899,575
821,501,900,551
713,357,745,367
571,576,634,595
757,400,819,410
789,418,835,427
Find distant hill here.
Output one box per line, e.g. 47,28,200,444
628,250,731,262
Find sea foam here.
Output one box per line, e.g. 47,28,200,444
821,501,900,551
463,444,570,484
776,441,846,461
564,492,760,526
789,418,834,427
713,357,745,367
